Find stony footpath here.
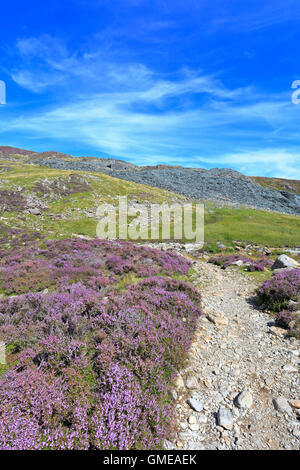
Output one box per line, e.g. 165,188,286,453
167,260,300,450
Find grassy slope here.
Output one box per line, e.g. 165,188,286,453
0,159,187,240
251,176,300,194
0,159,299,246
204,206,300,247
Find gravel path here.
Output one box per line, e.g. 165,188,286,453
168,260,300,450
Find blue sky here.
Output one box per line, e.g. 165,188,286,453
0,0,300,178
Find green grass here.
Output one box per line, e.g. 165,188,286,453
0,159,187,240
204,206,300,247
236,266,273,284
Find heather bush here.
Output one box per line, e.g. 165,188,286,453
0,190,26,212
247,263,265,272
0,238,191,295
276,309,294,329
257,269,300,311
209,254,272,269
275,301,300,338
0,239,202,449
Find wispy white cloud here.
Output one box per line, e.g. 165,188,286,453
2,33,300,178
206,0,300,33
196,149,300,179
11,35,101,92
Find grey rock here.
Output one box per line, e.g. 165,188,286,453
28,207,41,215
232,260,244,266
271,255,300,270
217,407,234,430
186,376,198,390
273,397,293,415
234,390,253,409
186,442,205,450
187,398,203,412
198,413,208,423
269,326,286,337
188,415,197,424
174,374,184,389
292,427,300,438
282,364,298,373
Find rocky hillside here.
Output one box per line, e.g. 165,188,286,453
109,168,300,216
0,146,137,171
1,146,299,216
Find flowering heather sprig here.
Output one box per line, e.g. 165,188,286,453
0,239,202,449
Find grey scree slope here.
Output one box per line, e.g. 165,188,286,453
27,157,300,216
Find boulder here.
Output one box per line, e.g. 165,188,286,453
28,207,41,215
269,326,286,337
271,255,300,271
